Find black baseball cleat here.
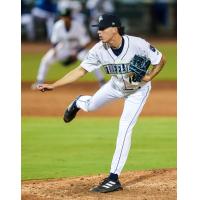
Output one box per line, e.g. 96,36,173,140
63,96,81,123
90,177,123,193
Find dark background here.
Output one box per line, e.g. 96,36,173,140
21,0,177,41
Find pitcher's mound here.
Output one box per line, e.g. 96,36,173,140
22,168,176,200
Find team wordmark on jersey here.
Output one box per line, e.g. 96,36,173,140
103,63,130,74
102,55,151,75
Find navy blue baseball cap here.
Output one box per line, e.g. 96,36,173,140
92,14,122,30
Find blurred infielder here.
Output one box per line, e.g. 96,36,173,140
37,14,166,193
32,8,105,89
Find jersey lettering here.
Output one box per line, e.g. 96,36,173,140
103,63,130,74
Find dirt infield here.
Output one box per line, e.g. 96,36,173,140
22,81,176,199
22,81,176,117
22,168,176,200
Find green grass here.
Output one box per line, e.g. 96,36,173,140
22,117,176,180
21,42,176,82
21,53,108,82
154,43,177,80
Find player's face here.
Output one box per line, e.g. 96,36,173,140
98,27,117,43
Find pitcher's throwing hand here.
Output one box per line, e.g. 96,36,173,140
37,84,54,92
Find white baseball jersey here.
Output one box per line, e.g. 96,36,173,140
51,19,91,50
81,35,162,92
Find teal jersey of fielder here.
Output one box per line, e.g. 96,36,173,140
81,35,162,91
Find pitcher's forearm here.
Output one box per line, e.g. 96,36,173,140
149,56,166,80
142,55,166,82
52,66,87,88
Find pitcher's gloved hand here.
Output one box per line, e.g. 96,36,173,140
129,55,151,83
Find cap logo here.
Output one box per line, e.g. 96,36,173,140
99,16,103,22
112,22,115,26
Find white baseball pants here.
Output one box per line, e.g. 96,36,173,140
76,80,151,175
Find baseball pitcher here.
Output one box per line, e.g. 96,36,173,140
37,14,166,193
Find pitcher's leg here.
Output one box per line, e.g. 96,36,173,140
76,81,123,112
64,81,123,123
110,84,151,175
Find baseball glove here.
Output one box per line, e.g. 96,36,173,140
129,55,151,82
